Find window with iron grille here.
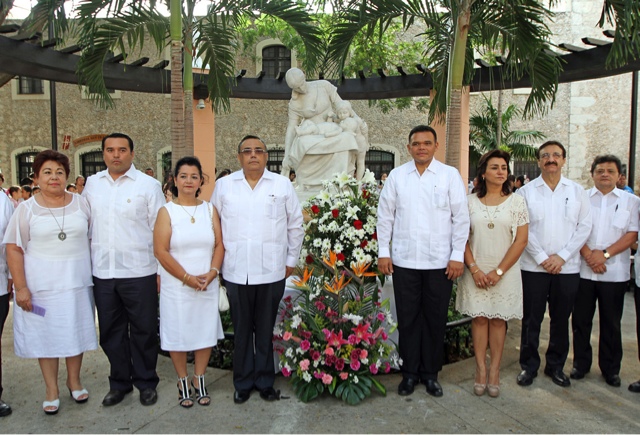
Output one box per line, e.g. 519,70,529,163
267,149,285,174
16,152,38,182
81,151,107,177
262,45,291,78
365,150,394,181
18,77,44,95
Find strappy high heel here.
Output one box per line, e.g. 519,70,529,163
191,374,210,406
177,376,193,408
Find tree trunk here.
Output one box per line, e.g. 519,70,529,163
184,27,194,156
496,90,503,148
445,0,472,170
170,0,185,168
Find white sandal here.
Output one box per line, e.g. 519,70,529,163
43,398,60,415
69,388,89,403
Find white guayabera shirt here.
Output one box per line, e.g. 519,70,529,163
211,169,304,285
82,164,164,279
0,192,14,296
376,158,470,270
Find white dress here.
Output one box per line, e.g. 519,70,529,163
456,194,529,320
159,201,224,351
2,195,98,358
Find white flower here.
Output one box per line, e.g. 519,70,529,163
302,372,312,382
327,221,340,232
336,173,351,187
362,170,376,185
322,239,332,250
353,375,359,384
361,358,369,364
291,314,302,329
333,242,344,253
296,348,304,355
343,313,363,325
285,348,294,358
313,238,322,248
345,205,360,220
313,360,319,368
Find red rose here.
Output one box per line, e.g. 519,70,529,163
372,232,377,240
353,220,363,229
337,253,345,262
362,190,370,199
311,205,320,214
305,255,314,264
360,240,368,248
332,209,339,218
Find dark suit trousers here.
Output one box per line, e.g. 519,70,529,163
392,266,452,381
572,279,626,376
226,279,285,392
520,271,580,373
0,294,8,399
93,275,159,391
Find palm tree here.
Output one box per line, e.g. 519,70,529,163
469,95,544,164
327,0,640,171
14,0,322,164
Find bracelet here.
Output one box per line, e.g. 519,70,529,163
182,273,190,286
210,267,220,275
471,269,480,275
15,287,27,292
468,263,477,269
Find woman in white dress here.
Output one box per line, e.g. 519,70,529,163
456,150,529,398
154,156,224,408
4,150,97,415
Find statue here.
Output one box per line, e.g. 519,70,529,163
281,68,369,198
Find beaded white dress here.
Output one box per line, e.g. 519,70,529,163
456,193,529,320
2,195,98,358
159,201,224,351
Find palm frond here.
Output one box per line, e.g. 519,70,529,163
599,0,640,68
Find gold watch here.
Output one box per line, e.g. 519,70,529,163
496,268,504,276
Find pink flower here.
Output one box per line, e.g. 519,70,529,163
360,349,368,360
300,340,310,351
325,355,337,366
348,334,358,345
310,350,321,361
322,374,333,385
299,359,310,371
339,372,348,380
351,323,374,344
369,364,378,375
326,330,349,348
313,371,324,379
350,348,361,361
283,331,292,341
377,312,385,321
382,331,388,340
335,358,345,371
350,360,361,371
315,301,326,311
282,367,292,377
300,330,312,339
324,347,335,356
384,362,391,373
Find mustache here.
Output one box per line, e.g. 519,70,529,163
544,162,558,167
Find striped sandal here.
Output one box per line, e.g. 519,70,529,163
191,374,210,406
177,376,193,408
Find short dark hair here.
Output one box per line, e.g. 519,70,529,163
237,135,267,153
475,149,512,198
537,140,566,159
215,168,232,181
20,177,32,186
516,175,525,184
102,132,134,151
8,185,21,195
32,150,71,179
172,156,204,198
590,154,622,174
0,174,4,183
66,183,76,190
408,125,437,143
21,185,32,193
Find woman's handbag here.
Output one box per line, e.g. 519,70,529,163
208,202,230,312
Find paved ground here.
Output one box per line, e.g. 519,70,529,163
1,291,639,434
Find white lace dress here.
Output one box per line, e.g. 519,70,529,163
159,201,225,351
2,195,98,358
456,193,529,320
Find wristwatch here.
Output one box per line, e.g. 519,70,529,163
496,268,504,276
603,250,611,260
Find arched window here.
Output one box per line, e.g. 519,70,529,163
365,150,394,181
262,45,291,78
162,152,172,181
16,151,39,182
81,151,107,177
267,149,285,174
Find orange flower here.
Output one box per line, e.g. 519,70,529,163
323,274,352,294
350,262,378,279
323,251,338,269
292,267,313,287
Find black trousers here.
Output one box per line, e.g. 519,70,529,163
226,279,285,392
93,275,159,391
520,271,580,373
572,279,626,376
0,294,8,399
392,266,452,381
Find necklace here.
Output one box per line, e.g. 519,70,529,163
175,199,198,224
40,193,67,241
481,196,500,229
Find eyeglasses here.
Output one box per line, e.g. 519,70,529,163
539,152,563,160
239,148,268,155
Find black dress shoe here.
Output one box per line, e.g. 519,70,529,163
604,374,621,387
0,400,12,417
102,388,133,406
397,378,417,396
544,367,571,387
259,387,280,401
234,390,251,404
516,370,537,386
425,380,443,397
139,388,158,406
570,367,586,380
628,380,640,393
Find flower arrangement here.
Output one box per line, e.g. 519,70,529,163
273,172,399,405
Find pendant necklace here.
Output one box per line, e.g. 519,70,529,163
40,193,67,241
175,199,198,223
481,196,499,230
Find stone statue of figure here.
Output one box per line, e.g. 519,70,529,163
281,68,360,194
334,100,370,180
